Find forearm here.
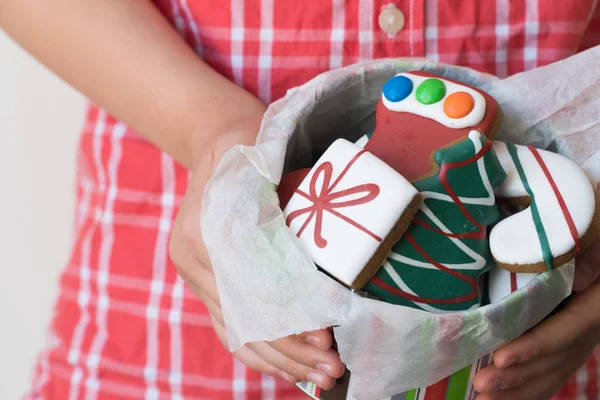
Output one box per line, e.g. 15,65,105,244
0,0,265,169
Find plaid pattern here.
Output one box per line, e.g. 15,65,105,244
28,0,600,399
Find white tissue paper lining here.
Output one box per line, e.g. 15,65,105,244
201,46,600,399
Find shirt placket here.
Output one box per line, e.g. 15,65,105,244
372,0,425,59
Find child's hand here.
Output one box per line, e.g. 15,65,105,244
473,282,600,399
169,126,346,389
474,185,600,400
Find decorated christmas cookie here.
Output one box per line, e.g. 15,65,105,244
490,142,599,272
281,139,422,289
364,71,503,181
363,131,507,312
361,72,506,312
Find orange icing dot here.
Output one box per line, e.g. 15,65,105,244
443,92,475,119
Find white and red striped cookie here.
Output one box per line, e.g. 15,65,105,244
490,142,598,273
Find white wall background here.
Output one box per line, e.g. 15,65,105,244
0,31,86,399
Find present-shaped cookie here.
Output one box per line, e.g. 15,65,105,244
282,138,421,289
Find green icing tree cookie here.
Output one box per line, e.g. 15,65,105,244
363,132,507,312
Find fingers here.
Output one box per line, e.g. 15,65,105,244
172,241,222,311
475,368,567,400
190,283,224,327
179,262,222,308
295,329,334,351
247,341,338,390
493,324,564,368
574,185,600,292
234,346,298,383
476,345,590,400
573,260,600,292
211,312,299,384
177,260,225,327
474,349,569,393
477,285,600,400
210,302,342,388
175,250,344,388
268,336,345,378
209,312,230,350
573,239,600,292
493,293,597,368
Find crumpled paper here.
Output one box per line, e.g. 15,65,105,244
201,46,600,399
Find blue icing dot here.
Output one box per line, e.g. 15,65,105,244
383,75,413,102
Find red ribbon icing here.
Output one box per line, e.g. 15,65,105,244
510,272,518,293
285,149,382,249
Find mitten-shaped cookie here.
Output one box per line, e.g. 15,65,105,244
280,139,422,289
490,142,599,272
364,71,503,181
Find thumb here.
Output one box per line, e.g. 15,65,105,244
493,282,600,368
573,183,600,292
573,254,600,292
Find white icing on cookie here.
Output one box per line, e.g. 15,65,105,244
354,134,370,148
490,142,596,268
488,267,539,304
283,139,418,288
382,73,486,129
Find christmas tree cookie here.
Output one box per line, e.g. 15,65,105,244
362,72,506,312
364,131,506,312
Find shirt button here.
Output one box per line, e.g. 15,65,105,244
378,5,405,36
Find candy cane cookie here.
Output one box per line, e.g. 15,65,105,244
490,142,599,273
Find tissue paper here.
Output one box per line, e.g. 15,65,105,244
201,46,600,398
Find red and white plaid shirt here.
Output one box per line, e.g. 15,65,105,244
28,0,600,399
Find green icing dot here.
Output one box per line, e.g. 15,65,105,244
416,78,446,105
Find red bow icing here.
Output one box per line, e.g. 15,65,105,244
285,149,382,248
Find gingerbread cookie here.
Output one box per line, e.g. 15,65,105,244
490,142,599,272
364,71,503,181
281,139,422,290
362,72,506,312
